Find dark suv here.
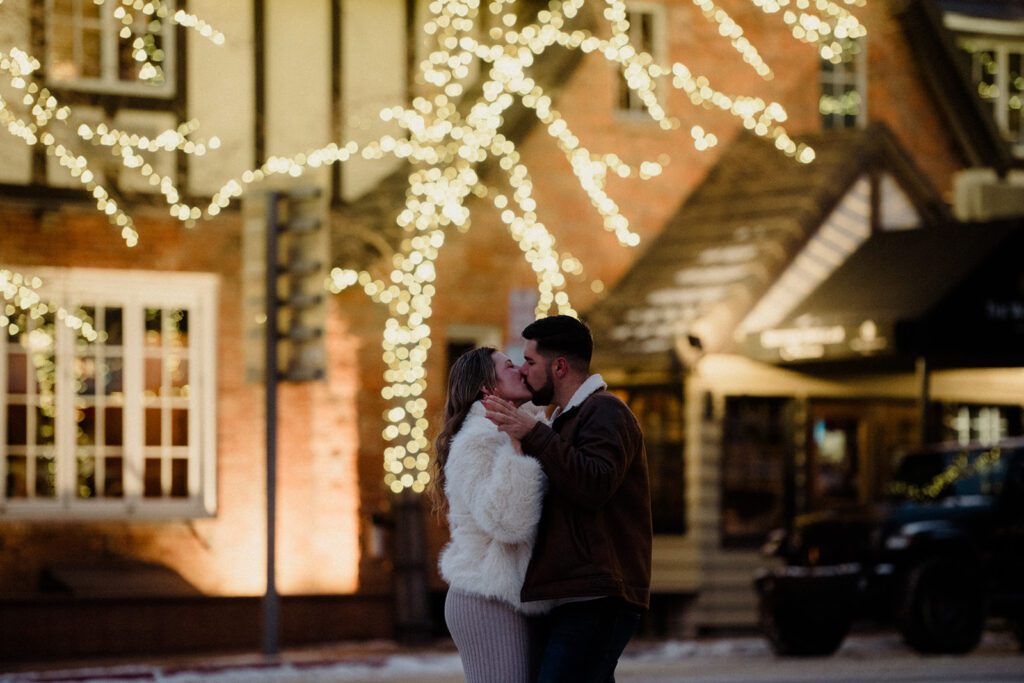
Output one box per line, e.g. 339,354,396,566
754,437,1024,656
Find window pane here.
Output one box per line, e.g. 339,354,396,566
104,406,123,446
169,309,189,347
36,407,55,445
145,308,163,346
963,46,999,120
145,408,161,446
104,456,124,497
144,458,162,497
977,50,998,100
6,404,26,446
75,355,97,395
78,307,97,347
5,455,27,497
77,454,96,498
7,352,27,394
81,28,102,79
49,20,76,81
119,11,164,83
640,13,654,58
618,10,655,113
170,458,188,497
104,308,123,346
145,356,162,393
118,35,139,82
104,357,124,395
35,456,56,497
167,356,188,396
75,405,96,446
1010,52,1023,144
170,409,188,446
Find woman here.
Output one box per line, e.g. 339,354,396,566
434,347,550,682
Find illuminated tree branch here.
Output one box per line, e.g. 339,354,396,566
1,0,866,492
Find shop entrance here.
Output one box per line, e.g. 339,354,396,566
805,399,919,512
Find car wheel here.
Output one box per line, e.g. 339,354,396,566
897,557,986,655
759,586,851,657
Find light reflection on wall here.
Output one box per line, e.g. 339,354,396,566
276,297,361,594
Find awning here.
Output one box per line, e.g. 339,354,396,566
741,219,1024,369
587,125,950,376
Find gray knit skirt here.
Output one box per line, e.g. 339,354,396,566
445,588,537,682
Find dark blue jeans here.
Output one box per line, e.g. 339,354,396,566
531,597,643,683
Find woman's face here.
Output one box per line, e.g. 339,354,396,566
490,351,532,405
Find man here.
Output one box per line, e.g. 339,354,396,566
484,315,652,683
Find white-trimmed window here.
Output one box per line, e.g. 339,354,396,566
947,12,1024,156
960,38,1024,153
45,0,176,97
616,3,665,115
1,268,217,519
819,37,867,130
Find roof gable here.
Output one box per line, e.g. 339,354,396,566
880,173,924,231
587,124,948,371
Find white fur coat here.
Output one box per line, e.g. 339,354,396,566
438,401,551,614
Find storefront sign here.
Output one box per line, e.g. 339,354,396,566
750,319,889,363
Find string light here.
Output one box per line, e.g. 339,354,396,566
0,0,223,246
2,0,865,492
749,0,867,64
886,447,1005,501
692,0,773,78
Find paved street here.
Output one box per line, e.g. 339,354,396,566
617,635,1024,683
2,631,1021,683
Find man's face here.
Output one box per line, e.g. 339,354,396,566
521,339,555,405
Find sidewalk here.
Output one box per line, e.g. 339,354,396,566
1,632,1020,682
2,639,458,683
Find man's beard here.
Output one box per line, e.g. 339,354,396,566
528,369,555,405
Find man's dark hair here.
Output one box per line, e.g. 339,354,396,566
522,315,592,372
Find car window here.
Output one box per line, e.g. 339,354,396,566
889,446,1009,500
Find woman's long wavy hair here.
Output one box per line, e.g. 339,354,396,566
430,346,498,516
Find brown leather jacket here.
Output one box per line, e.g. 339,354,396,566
518,388,652,609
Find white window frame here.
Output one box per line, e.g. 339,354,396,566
955,33,1024,156
0,267,217,519
946,12,1024,156
819,36,868,130
615,2,667,118
44,0,177,98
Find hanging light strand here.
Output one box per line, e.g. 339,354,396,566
2,0,866,492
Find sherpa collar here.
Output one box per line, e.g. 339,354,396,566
550,374,607,422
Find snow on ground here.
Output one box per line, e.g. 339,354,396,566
1,632,1018,683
